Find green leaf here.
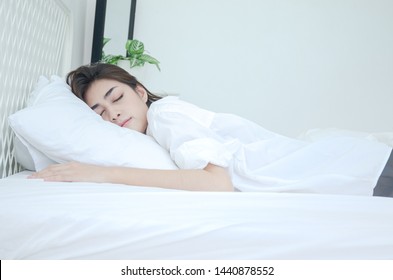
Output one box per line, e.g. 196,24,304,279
102,54,125,65
126,39,144,56
139,54,161,71
103,37,111,48
129,57,143,68
102,38,160,71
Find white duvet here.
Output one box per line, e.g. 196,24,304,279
1,172,393,260
147,97,392,195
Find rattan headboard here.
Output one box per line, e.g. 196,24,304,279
0,0,71,178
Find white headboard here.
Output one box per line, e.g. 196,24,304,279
0,0,71,178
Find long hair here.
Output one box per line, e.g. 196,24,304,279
66,63,162,106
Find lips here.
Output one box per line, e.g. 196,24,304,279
120,118,132,127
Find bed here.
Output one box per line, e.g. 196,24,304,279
1,0,393,260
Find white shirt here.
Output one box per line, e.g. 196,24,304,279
147,97,392,195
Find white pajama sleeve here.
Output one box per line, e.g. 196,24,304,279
147,100,233,169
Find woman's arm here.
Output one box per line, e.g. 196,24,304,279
29,162,234,192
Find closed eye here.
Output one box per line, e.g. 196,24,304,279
114,94,123,102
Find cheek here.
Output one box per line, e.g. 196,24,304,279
84,94,97,109
101,112,110,121
127,96,148,113
137,103,149,119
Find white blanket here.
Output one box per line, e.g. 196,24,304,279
1,172,393,259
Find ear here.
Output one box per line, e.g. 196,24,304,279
134,84,148,103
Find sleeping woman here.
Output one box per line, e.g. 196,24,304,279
30,63,393,197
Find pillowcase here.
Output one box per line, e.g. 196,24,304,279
13,135,56,171
9,75,178,171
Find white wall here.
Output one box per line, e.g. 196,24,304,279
61,0,95,73
133,0,393,137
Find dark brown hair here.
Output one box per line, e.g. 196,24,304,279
66,63,162,106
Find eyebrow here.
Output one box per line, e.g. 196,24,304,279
90,86,117,110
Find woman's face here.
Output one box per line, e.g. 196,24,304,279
85,79,149,133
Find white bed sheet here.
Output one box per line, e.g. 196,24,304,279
1,171,393,260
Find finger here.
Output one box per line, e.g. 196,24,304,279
27,173,41,179
30,171,71,182
28,164,68,179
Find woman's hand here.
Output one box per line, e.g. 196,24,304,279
28,162,108,183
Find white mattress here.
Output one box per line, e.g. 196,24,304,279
1,171,393,259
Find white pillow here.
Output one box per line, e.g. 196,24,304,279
9,75,178,171
13,135,57,171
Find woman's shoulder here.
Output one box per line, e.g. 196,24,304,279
148,96,183,115
150,96,212,114
148,96,215,125
151,96,182,108
151,96,193,108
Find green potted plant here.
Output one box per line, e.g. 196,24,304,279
101,38,160,71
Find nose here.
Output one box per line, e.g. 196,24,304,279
111,113,120,121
